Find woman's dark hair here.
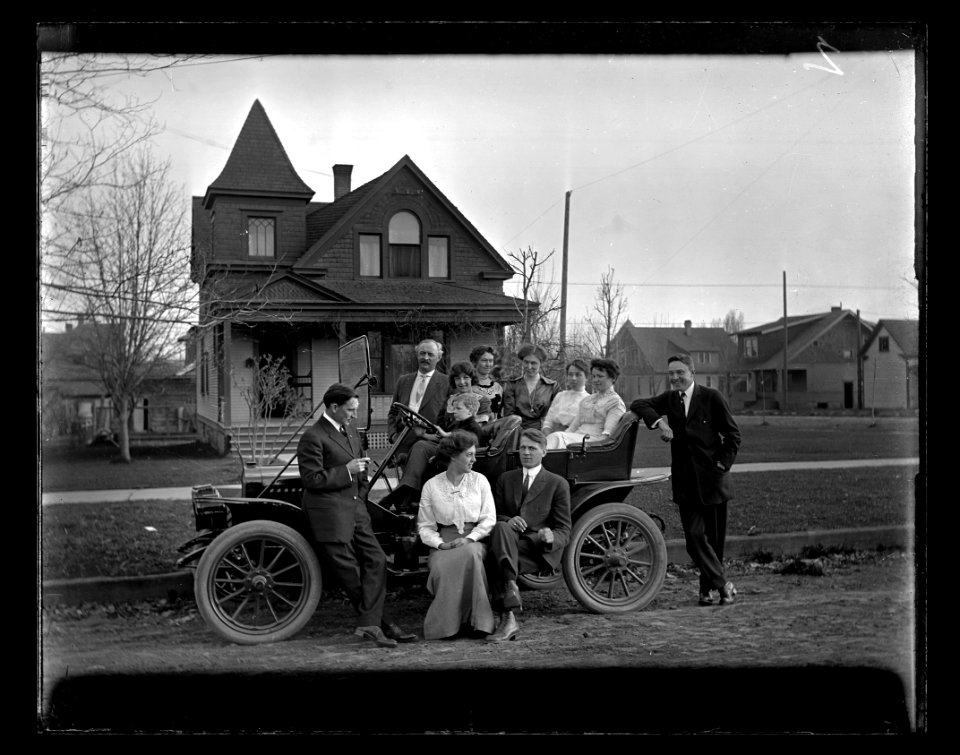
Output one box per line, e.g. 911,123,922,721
590,357,621,381
565,358,590,377
448,361,478,388
516,342,548,363
469,345,497,365
435,430,479,464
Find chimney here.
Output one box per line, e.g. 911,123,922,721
684,319,691,336
65,323,73,332
333,164,353,200
831,305,842,313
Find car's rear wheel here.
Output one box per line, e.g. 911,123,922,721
195,521,322,644
563,503,667,614
518,569,563,591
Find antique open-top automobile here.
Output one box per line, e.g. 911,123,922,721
178,337,671,644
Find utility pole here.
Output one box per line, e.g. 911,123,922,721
559,190,571,360
856,309,864,410
782,271,788,412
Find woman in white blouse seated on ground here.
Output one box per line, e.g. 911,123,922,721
541,358,590,436
545,358,626,450
416,430,497,640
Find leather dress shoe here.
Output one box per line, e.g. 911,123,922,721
355,625,398,648
486,612,519,643
698,590,714,606
503,579,522,611
381,621,418,643
719,582,737,606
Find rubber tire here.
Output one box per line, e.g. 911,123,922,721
563,503,667,614
518,570,563,591
195,520,322,645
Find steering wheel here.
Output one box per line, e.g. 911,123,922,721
392,403,442,436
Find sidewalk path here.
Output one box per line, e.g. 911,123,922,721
40,457,920,506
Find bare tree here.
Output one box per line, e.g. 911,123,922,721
503,246,562,370
711,308,745,334
39,53,205,214
581,266,629,359
39,52,209,312
48,149,194,462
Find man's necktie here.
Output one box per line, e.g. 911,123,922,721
679,391,686,417
520,473,531,504
413,375,426,405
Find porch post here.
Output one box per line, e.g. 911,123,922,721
221,321,232,427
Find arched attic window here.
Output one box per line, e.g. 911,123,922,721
388,211,421,277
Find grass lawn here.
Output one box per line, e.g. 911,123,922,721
40,465,918,581
39,419,920,493
38,418,920,582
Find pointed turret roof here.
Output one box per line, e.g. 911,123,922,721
202,100,314,208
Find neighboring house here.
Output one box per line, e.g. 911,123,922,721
860,319,919,410
191,100,526,456
40,322,196,443
734,306,874,411
610,319,741,402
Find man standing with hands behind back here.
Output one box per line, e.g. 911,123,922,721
630,353,741,607
297,383,417,648
387,338,450,456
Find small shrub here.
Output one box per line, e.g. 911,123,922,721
748,548,776,564
798,543,855,559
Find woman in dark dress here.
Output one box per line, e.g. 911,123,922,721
501,343,560,430
469,345,503,422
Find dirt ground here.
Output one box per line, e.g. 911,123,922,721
40,549,920,735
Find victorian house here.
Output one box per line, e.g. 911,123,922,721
191,100,525,454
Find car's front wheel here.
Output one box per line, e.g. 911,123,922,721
563,503,667,614
195,520,322,644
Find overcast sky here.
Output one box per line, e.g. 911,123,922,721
42,32,921,333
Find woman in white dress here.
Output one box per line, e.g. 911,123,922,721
417,430,497,640
541,358,590,435
545,358,626,450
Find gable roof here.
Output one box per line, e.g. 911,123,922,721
616,320,736,371
294,155,514,277
258,270,354,304
742,309,875,370
202,100,315,209
861,319,919,358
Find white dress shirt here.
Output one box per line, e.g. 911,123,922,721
409,370,435,412
417,471,496,549
520,464,542,491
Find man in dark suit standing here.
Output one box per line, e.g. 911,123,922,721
387,338,450,456
630,353,742,607
297,383,417,648
486,428,571,642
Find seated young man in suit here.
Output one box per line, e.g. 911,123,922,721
485,428,572,642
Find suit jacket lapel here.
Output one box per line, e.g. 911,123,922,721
507,471,524,516
520,472,545,518
686,384,701,422
321,417,353,454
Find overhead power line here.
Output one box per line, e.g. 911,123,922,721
561,282,903,290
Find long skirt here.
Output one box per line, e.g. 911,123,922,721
423,524,496,640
